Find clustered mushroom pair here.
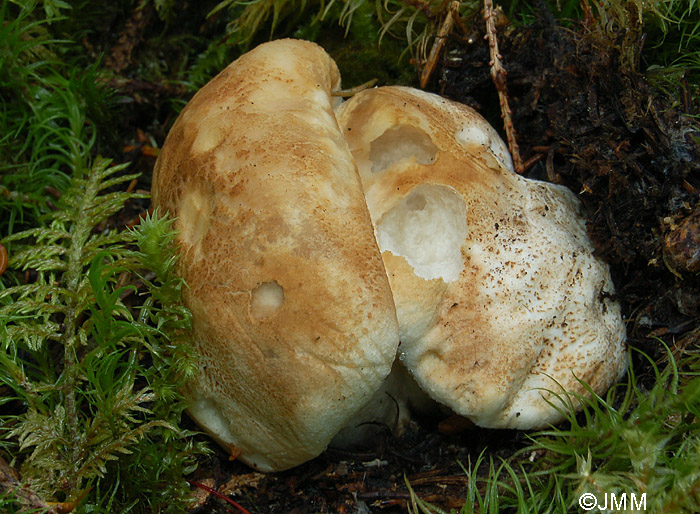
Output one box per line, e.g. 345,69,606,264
152,39,627,472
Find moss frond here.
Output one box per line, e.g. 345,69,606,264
0,1,115,235
1,156,205,509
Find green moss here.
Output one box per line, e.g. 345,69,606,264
0,157,206,510
314,0,421,87
0,1,116,234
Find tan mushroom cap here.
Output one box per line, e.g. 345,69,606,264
152,39,399,471
335,86,627,429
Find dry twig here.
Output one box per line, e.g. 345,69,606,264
483,0,524,173
420,1,463,88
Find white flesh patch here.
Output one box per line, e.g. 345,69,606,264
455,123,514,172
179,188,212,253
188,396,236,444
369,125,438,173
377,185,468,282
249,281,285,321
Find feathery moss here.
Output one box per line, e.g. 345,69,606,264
0,157,206,510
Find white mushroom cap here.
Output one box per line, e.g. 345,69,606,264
152,39,399,471
335,86,627,429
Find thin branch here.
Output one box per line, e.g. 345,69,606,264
483,0,524,173
420,1,461,88
186,479,253,514
332,78,379,97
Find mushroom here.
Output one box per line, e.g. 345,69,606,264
335,86,627,429
153,39,627,471
152,39,399,471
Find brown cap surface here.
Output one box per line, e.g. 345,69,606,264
152,39,399,471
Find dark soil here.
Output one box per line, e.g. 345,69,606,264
439,7,700,363
186,420,525,513
105,4,700,512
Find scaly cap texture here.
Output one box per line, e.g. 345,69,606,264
336,86,627,429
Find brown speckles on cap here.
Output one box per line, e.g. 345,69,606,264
336,86,627,430
152,39,399,472
153,41,627,472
